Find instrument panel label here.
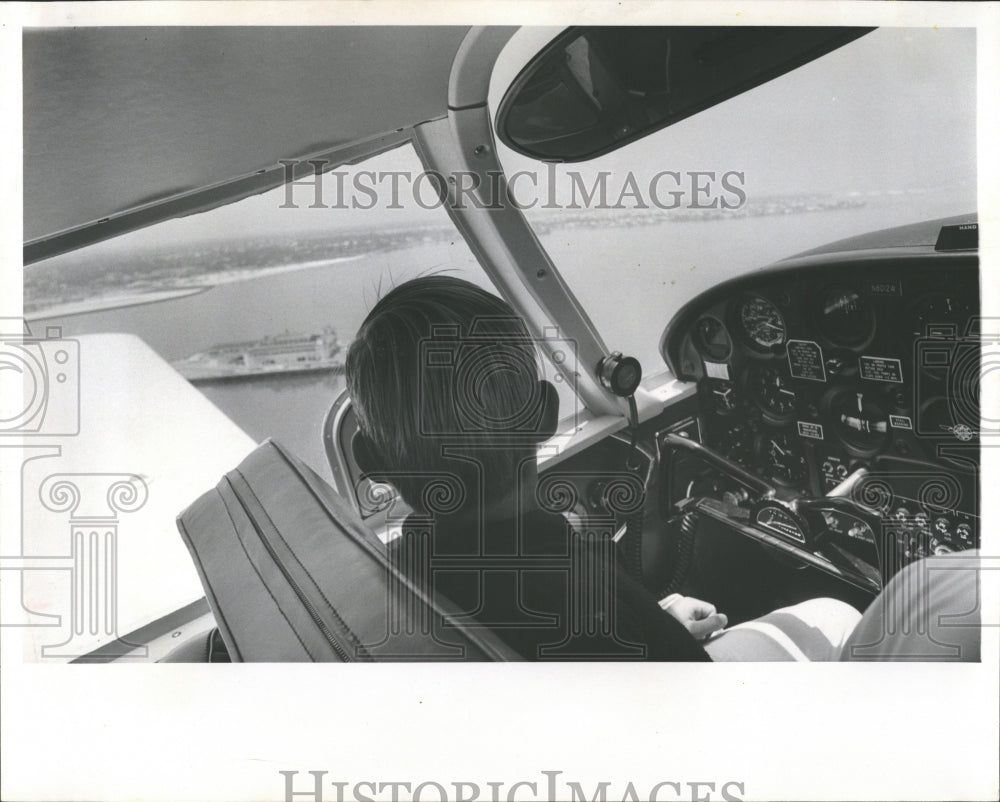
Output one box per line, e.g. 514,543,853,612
704,360,730,381
859,355,903,383
786,339,827,382
869,280,902,297
889,415,913,430
797,421,824,440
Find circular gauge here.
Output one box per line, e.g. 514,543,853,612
694,316,732,360
831,388,889,452
817,285,873,347
749,365,796,418
919,397,978,443
911,294,968,338
823,347,859,379
738,295,786,350
909,294,970,382
706,380,738,415
713,421,754,467
757,431,808,486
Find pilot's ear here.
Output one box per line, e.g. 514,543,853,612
351,429,381,475
536,379,560,441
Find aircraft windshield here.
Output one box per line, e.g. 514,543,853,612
492,27,977,377
24,145,582,480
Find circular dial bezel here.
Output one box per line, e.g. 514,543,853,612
815,284,875,348
910,293,969,339
737,294,787,351
711,420,754,467
694,315,732,361
918,396,979,445
828,387,890,455
748,364,797,420
756,430,808,487
705,380,739,416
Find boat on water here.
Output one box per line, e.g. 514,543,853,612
171,326,344,382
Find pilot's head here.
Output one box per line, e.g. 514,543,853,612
346,276,558,512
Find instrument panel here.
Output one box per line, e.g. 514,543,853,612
660,251,981,562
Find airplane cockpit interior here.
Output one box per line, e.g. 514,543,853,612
12,24,984,665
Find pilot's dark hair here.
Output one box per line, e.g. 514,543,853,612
345,276,555,512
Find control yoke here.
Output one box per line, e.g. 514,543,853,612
663,434,886,592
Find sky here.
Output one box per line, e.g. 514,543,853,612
30,26,977,265
494,27,976,205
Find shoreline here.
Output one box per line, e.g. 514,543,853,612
26,286,212,321
184,363,345,386
26,254,364,321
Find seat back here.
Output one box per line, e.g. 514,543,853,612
160,627,232,663
177,439,518,661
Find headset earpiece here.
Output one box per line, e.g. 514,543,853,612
351,429,382,475
535,379,560,441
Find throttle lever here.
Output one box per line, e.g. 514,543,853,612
792,496,880,545
773,467,867,541
824,466,871,500
790,469,888,588
792,467,882,545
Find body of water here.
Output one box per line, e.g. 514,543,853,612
32,198,969,481
34,239,485,480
